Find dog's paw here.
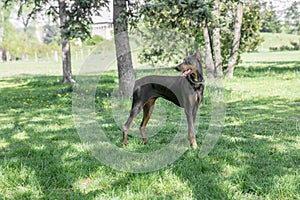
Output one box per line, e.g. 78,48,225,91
142,138,148,145
190,140,198,150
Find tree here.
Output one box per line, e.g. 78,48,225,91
58,0,74,82
138,0,214,76
113,0,135,97
212,0,223,78
1,7,35,60
137,0,263,79
4,0,109,82
43,24,60,45
218,0,263,76
226,3,243,78
203,20,215,79
285,1,300,34
260,2,281,33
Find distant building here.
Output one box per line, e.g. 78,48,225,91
91,21,113,40
91,2,113,40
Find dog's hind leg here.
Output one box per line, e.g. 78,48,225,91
140,97,157,144
122,102,143,145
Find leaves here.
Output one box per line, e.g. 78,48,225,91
5,0,110,40
135,0,215,65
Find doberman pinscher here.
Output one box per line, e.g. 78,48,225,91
122,51,204,149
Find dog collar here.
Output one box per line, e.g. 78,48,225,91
187,75,204,89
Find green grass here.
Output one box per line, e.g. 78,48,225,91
0,60,83,78
258,33,300,52
241,51,300,63
0,51,299,199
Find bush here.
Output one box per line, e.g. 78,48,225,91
269,41,300,51
290,41,300,50
84,35,104,46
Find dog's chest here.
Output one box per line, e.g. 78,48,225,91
187,92,199,105
195,93,198,102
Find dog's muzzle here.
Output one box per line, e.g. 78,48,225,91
175,64,182,71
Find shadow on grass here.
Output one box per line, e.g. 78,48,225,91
0,76,118,199
171,96,299,199
1,72,299,199
235,61,300,77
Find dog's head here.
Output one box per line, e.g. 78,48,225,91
175,50,204,85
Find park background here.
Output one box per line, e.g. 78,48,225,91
0,0,299,199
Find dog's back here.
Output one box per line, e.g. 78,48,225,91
133,75,195,107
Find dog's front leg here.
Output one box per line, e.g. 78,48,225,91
185,110,198,149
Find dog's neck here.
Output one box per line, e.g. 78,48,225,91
187,74,204,89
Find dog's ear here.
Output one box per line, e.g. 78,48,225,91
188,51,194,56
195,49,202,61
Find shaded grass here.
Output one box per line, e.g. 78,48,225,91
0,53,299,199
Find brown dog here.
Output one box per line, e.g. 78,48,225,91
122,51,204,149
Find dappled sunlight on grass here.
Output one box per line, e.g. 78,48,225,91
226,76,300,101
0,52,299,199
0,138,9,149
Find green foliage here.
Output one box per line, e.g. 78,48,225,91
43,24,60,45
140,0,214,27
55,0,109,40
136,0,214,64
284,1,300,34
83,35,104,46
221,0,264,66
136,27,199,65
1,19,59,60
269,41,300,51
0,3,53,59
260,2,281,33
4,0,110,40
136,0,263,67
2,23,39,59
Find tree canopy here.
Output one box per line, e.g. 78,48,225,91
285,1,300,34
4,0,109,40
3,0,109,82
135,0,263,78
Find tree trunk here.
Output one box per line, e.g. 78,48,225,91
59,0,75,83
113,0,135,97
61,38,74,83
203,20,215,79
212,0,223,78
226,3,243,79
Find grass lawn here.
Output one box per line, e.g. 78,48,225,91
258,33,300,52
0,50,299,199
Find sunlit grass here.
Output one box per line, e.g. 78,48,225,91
0,50,299,199
258,32,300,52
241,50,300,63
